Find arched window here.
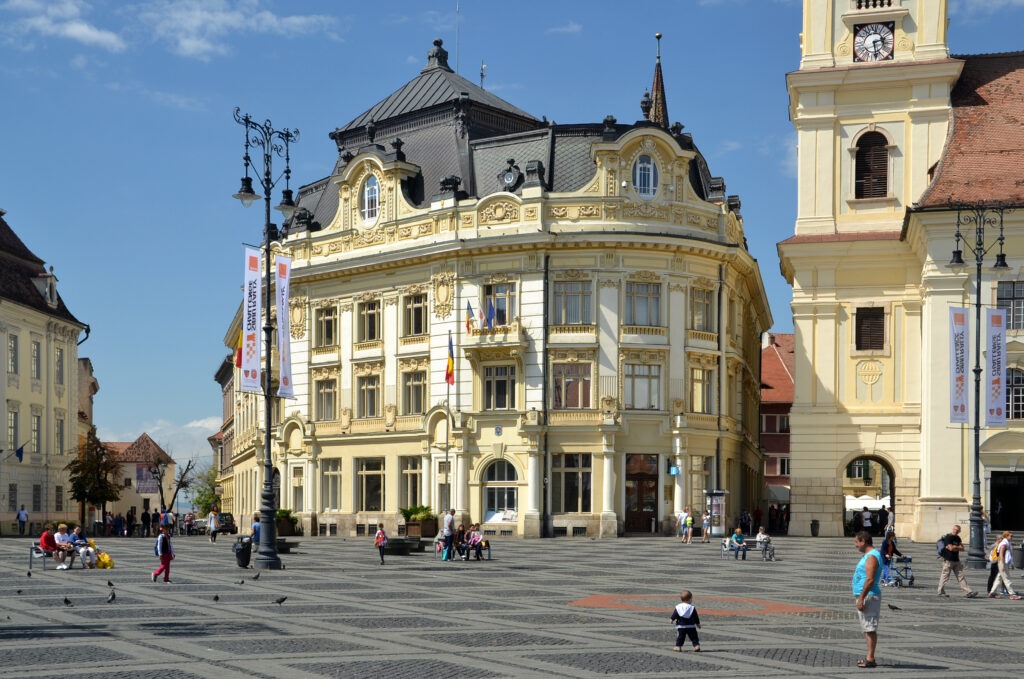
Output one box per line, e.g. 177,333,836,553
1007,368,1024,419
483,460,518,521
854,132,888,199
632,154,659,200
361,175,379,224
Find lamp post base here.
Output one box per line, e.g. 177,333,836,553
253,553,283,570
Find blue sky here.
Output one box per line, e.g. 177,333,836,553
2,0,1023,469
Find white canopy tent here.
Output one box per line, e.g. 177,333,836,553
845,495,890,512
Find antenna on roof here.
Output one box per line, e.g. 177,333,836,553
480,61,486,89
455,0,460,74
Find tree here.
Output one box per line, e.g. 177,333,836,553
149,453,196,515
191,464,220,515
65,427,122,525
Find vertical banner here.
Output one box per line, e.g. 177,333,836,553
986,308,1006,427
275,255,294,398
241,247,262,393
950,307,969,424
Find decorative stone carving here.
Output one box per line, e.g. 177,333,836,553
856,360,883,404
687,352,717,368
486,273,512,284
340,407,352,429
671,398,685,415
599,279,620,289
549,206,568,219
668,282,685,294
399,357,430,371
551,349,595,363
577,205,600,218
399,283,426,296
289,296,307,340
620,349,664,365
311,366,340,379
479,200,519,225
686,213,702,225
692,276,715,290
897,35,913,52
432,271,456,319
600,394,618,414
624,203,669,220
627,271,660,283
353,361,384,376
558,269,589,280
384,404,397,428
524,206,539,220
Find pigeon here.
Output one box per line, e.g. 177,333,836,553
213,595,220,602
273,596,287,605
252,572,261,580
26,571,31,577
16,590,22,595
887,603,901,611
63,597,73,607
107,580,114,588
106,591,116,604
235,579,245,585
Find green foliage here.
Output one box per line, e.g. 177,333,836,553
191,465,220,515
399,505,434,521
65,427,122,510
275,508,298,524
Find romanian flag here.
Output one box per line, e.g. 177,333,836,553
235,330,243,368
445,334,455,385
465,301,474,332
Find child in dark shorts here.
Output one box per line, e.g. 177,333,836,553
670,590,702,652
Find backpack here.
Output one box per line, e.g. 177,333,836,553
154,535,161,557
936,536,947,557
990,542,1000,563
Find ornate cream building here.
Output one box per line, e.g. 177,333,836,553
779,1,1024,539
221,39,772,538
0,209,90,533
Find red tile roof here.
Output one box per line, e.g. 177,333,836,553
102,432,173,465
919,52,1024,208
761,333,794,403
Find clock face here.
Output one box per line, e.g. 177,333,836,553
503,171,517,186
853,22,895,62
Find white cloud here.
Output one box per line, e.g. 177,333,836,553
1,0,126,52
134,0,338,61
546,21,582,35
97,416,219,471
720,140,743,154
69,53,88,69
141,87,205,111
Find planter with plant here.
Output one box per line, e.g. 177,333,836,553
275,509,299,536
400,505,437,538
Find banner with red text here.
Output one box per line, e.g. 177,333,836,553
986,308,1006,428
241,247,262,393
275,255,293,399
950,307,968,424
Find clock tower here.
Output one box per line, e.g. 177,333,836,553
779,1,966,540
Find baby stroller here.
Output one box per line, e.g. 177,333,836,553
880,530,914,587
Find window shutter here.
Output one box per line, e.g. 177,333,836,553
855,307,885,350
855,132,888,199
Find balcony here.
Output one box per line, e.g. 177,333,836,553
398,335,429,352
549,324,598,343
548,410,604,427
619,325,668,345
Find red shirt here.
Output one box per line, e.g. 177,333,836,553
39,530,58,551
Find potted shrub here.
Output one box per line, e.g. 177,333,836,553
275,509,299,537
400,505,436,538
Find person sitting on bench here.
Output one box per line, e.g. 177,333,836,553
53,524,74,569
729,527,748,560
68,525,97,568
467,524,485,560
755,526,775,560
39,523,67,566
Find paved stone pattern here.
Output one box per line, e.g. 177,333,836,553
2,535,1021,678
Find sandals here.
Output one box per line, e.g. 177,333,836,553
857,659,877,669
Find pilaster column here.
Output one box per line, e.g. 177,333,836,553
456,451,468,513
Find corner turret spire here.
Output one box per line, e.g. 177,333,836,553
422,38,454,74
648,33,669,129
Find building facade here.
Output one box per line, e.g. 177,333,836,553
760,333,793,514
0,209,89,534
778,1,1024,540
101,433,176,525
222,39,772,538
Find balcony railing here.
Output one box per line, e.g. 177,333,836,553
853,0,892,8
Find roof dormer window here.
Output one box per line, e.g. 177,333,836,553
632,154,659,200
361,175,380,225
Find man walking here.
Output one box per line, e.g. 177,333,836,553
937,524,979,598
16,505,28,536
852,531,882,669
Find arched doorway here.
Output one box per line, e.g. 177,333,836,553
841,454,895,536
482,459,518,523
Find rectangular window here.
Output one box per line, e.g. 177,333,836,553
624,282,661,326
292,467,304,512
551,453,592,513
485,487,517,514
32,484,41,513
484,283,517,326
690,288,714,332
55,347,64,385
847,460,866,479
400,456,421,508
997,281,1024,330
6,408,17,450
690,368,714,414
778,415,790,433
7,484,15,512
483,365,516,410
30,340,41,380
778,457,791,476
403,294,428,336
124,477,132,488
552,363,592,410
357,375,380,418
315,379,337,421
358,301,381,342
358,458,384,512
624,363,661,410
855,307,885,351
30,414,40,453
402,371,427,416
551,281,592,325
55,486,63,512
315,307,338,347
7,335,17,375
1008,369,1024,419
321,458,342,511
55,416,65,455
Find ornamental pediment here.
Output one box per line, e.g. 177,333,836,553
478,198,520,225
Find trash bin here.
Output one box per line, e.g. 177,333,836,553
1013,543,1023,570
810,520,820,537
233,536,252,568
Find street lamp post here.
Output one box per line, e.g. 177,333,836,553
232,107,299,570
949,201,1009,569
